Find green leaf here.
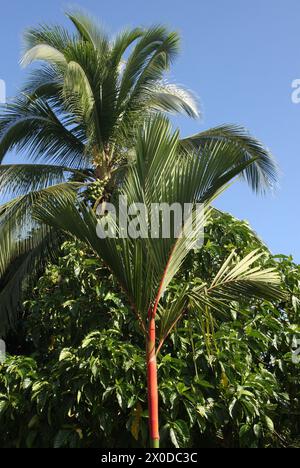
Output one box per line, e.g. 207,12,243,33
253,423,263,439
264,416,274,433
169,420,190,448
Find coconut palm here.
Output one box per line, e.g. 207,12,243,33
0,11,277,335
33,116,283,447
0,11,198,332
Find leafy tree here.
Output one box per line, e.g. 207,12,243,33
0,11,277,333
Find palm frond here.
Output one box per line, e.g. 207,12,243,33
23,24,74,53
110,28,143,69
0,164,88,197
0,96,87,167
66,10,109,53
22,65,63,101
0,227,64,334
180,125,278,193
190,249,284,314
63,61,95,120
0,181,81,334
145,82,200,118
157,249,283,348
118,26,180,107
21,44,67,68
0,182,80,274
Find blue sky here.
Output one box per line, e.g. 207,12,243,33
0,0,299,260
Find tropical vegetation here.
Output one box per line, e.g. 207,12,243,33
0,212,299,448
0,10,297,449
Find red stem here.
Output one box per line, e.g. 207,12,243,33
147,317,159,448
146,247,176,447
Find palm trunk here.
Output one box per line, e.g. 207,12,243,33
147,317,159,448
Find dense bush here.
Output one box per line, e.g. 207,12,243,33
0,212,299,448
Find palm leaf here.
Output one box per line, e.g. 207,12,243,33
145,82,200,118
23,24,74,53
0,164,88,197
66,10,109,52
180,125,278,193
0,182,81,334
190,249,284,314
157,249,283,349
0,227,64,334
117,26,180,108
0,96,87,167
21,44,67,68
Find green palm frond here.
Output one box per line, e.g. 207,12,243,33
0,183,79,270
23,65,63,101
0,182,81,333
180,125,278,193
109,28,144,69
21,44,68,68
0,181,80,232
157,284,190,349
0,164,89,197
117,26,180,107
145,82,200,118
189,249,283,314
66,10,109,53
63,60,95,119
206,249,282,301
23,24,74,54
0,226,64,333
0,96,87,167
157,249,283,349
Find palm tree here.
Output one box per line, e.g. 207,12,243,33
33,116,283,448
0,11,278,335
0,11,200,332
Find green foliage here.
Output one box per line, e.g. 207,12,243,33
23,241,137,356
0,213,299,448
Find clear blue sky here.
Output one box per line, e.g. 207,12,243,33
0,0,299,260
